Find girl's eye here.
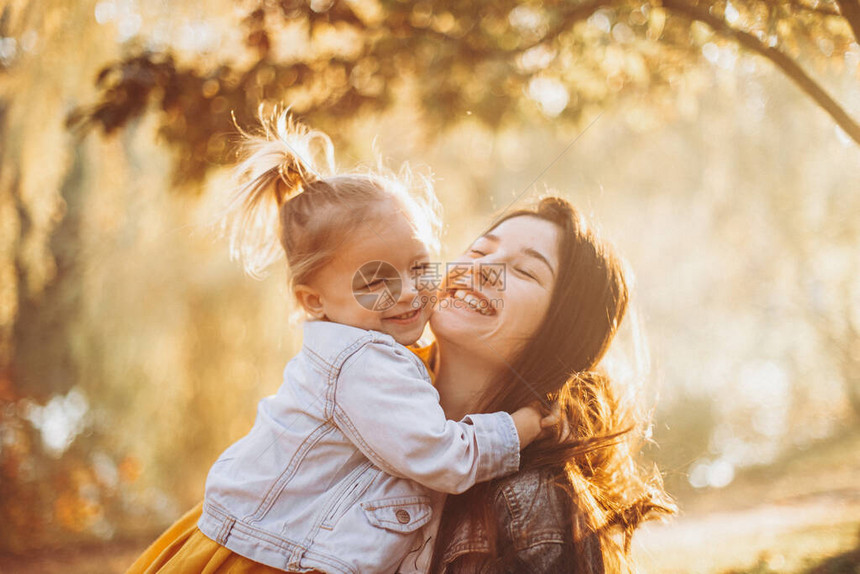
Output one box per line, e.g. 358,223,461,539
470,249,486,256
362,279,385,290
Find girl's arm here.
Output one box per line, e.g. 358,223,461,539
511,404,553,449
332,341,542,494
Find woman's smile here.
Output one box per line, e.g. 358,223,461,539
443,288,498,316
430,215,559,372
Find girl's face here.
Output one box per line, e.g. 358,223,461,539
295,204,433,346
430,215,560,369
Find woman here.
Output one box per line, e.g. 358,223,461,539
423,196,674,573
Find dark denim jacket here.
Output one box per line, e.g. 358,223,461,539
437,467,604,574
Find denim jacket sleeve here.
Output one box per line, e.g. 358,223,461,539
333,341,520,494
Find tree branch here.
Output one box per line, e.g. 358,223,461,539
662,0,860,146
517,0,613,52
835,0,860,42
786,0,841,18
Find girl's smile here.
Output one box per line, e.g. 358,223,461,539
383,307,422,324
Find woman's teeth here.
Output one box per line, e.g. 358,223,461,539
450,289,494,316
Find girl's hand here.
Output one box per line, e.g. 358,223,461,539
511,402,558,449
540,403,561,429
540,403,571,443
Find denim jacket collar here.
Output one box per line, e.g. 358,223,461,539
302,320,394,365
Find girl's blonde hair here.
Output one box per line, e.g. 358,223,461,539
221,107,441,286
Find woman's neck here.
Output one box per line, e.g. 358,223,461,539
434,339,497,421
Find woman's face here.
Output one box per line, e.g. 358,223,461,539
430,215,560,369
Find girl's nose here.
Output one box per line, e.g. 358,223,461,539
399,269,421,298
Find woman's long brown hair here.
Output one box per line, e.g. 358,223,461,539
430,196,675,573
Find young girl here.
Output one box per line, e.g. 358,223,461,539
129,110,550,574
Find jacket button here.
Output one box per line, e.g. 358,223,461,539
395,509,411,524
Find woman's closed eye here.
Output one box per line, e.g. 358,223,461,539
514,267,537,281
471,249,540,283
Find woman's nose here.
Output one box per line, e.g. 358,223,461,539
455,256,504,293
476,261,505,292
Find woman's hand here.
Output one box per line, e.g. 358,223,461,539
510,402,560,449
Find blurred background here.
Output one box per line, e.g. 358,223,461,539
1,0,859,572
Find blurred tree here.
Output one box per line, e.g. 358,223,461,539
2,0,858,558
68,0,860,186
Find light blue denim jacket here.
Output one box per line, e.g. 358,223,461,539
198,321,521,574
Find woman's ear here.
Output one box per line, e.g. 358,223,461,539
294,284,326,319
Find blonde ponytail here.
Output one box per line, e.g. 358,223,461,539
221,107,336,278
217,106,441,294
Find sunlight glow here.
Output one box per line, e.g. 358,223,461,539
23,390,90,456
528,77,569,117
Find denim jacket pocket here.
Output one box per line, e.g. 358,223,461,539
318,461,380,531
361,496,432,533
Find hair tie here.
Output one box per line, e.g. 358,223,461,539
278,161,319,190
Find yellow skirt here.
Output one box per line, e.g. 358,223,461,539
126,501,312,573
